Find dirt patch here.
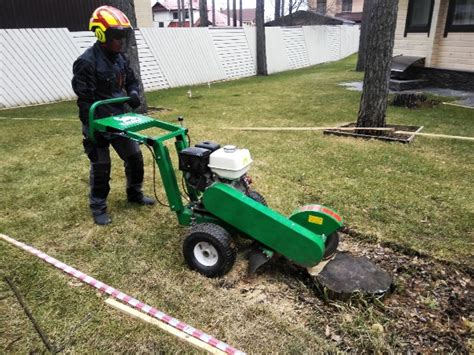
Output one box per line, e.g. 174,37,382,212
213,234,473,352
391,93,440,109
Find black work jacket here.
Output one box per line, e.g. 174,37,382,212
72,42,139,124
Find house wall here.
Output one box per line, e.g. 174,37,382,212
135,0,154,28
154,11,175,27
430,2,474,72
153,10,200,27
337,0,364,13
316,0,364,16
393,0,474,72
352,0,364,12
393,0,433,58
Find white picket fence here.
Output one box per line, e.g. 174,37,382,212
0,25,359,109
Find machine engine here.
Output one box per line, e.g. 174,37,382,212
179,141,253,192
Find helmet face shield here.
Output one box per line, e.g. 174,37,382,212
105,28,131,53
107,28,129,40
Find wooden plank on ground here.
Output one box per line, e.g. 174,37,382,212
104,298,226,355
442,102,474,109
225,126,395,131
226,126,474,141
395,131,474,141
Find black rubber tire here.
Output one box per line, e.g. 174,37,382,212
323,232,340,260
247,190,268,206
182,223,236,278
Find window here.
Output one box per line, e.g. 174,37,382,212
316,0,326,14
172,11,189,20
404,0,435,36
342,0,352,12
444,0,474,36
159,22,164,27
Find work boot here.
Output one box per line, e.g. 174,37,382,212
93,212,112,225
90,194,110,225
128,195,156,206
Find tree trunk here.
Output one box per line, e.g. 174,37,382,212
233,0,237,26
227,0,230,25
110,0,147,113
356,0,398,128
190,0,194,26
182,0,186,26
212,0,216,26
256,0,267,75
355,0,373,72
274,0,281,20
281,0,285,17
239,0,243,26
199,0,208,26
177,0,183,26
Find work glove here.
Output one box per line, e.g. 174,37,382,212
128,92,141,109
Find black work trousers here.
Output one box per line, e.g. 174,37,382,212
82,126,145,216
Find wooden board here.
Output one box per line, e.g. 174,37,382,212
104,298,226,355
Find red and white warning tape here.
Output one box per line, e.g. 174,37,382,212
1,233,245,355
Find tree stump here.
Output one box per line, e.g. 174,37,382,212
392,93,428,108
313,252,392,301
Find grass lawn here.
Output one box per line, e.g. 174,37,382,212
0,54,472,352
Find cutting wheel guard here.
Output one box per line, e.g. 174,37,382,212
203,184,343,268
289,205,343,240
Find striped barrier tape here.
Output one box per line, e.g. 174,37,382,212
0,233,245,355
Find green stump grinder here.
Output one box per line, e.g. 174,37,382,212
89,98,344,277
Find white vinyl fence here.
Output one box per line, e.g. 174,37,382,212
0,25,359,109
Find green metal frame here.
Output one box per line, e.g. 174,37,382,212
88,98,344,268
88,97,218,225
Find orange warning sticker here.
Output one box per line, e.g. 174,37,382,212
308,215,323,225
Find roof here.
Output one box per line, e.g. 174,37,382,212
335,12,363,23
219,8,256,22
265,10,348,26
205,10,232,26
163,9,231,26
168,20,192,27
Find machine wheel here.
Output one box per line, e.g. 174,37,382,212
323,232,340,260
247,190,268,206
183,223,236,277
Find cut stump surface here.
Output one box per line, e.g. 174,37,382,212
315,252,393,300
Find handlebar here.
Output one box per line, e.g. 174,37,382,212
88,96,131,127
88,97,130,142
87,97,187,147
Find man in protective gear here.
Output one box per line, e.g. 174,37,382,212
72,6,154,225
